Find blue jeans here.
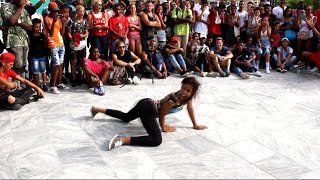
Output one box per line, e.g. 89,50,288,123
90,35,107,58
31,56,47,74
50,46,65,66
272,54,297,70
165,54,186,72
232,61,257,76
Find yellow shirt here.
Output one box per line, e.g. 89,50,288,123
171,7,192,36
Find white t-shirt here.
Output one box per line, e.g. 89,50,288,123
237,10,248,29
277,46,293,61
195,44,210,60
194,8,210,34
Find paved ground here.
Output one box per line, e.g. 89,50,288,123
1,70,320,179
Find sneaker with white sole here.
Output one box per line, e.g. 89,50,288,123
240,73,250,79
57,83,70,90
132,76,140,84
265,68,270,74
207,71,219,77
50,87,61,94
310,67,319,72
281,69,287,73
200,72,207,77
253,71,262,77
108,134,123,151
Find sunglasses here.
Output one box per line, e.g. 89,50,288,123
118,46,125,49
98,3,102,6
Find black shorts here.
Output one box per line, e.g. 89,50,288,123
70,48,86,61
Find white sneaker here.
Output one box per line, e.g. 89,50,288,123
50,87,61,94
108,134,122,151
265,68,270,74
57,83,70,90
200,72,207,77
310,67,319,72
253,71,262,77
132,76,140,85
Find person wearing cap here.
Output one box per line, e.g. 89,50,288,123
163,36,189,76
273,37,296,72
208,37,233,77
231,40,262,79
194,0,210,37
0,0,32,84
44,1,69,94
171,0,193,57
0,53,44,110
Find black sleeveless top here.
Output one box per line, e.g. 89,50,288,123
114,50,132,63
142,12,156,33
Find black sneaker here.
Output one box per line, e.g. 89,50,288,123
180,71,190,77
70,79,77,87
61,76,69,84
29,94,40,102
42,85,48,92
219,70,226,77
225,70,230,77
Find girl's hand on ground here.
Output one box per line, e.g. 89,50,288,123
193,124,208,130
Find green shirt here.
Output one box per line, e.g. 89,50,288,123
1,3,32,48
171,7,192,36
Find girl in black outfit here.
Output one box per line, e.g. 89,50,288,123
90,77,207,150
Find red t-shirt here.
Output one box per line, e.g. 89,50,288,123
314,9,320,30
208,10,222,36
108,15,129,42
0,69,18,96
271,32,280,48
89,12,108,36
85,59,111,76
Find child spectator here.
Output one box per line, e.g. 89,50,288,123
273,38,297,73
29,18,48,91
67,5,88,87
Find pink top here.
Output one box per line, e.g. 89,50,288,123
127,16,140,35
85,58,111,76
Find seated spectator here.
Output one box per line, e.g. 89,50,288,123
208,37,233,77
256,16,272,74
247,7,261,38
141,40,168,79
0,53,44,110
270,21,281,55
206,34,215,49
232,41,262,79
84,47,112,95
246,37,258,56
273,38,297,73
111,41,141,85
163,36,189,76
193,33,218,77
187,32,200,63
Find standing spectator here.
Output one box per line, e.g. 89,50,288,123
171,0,193,57
29,18,48,91
270,21,281,55
237,0,248,41
273,37,296,72
256,16,272,73
44,2,69,94
262,4,277,25
247,1,253,12
141,1,161,52
208,3,226,43
314,1,320,30
247,7,261,38
109,3,129,52
67,5,88,87
126,4,142,56
194,0,210,37
87,0,109,58
155,4,167,50
0,0,32,87
225,5,239,46
208,37,233,77
272,0,286,21
281,7,295,41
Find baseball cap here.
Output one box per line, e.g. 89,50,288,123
281,37,289,42
170,36,179,42
161,0,168,4
49,2,59,12
200,33,207,39
0,53,15,63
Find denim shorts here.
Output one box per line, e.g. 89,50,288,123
31,56,47,74
258,39,271,55
50,46,65,66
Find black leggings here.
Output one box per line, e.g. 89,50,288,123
105,98,162,147
0,87,34,110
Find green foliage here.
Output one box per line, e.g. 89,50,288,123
287,0,318,9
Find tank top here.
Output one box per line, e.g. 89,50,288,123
142,12,156,34
114,50,132,63
127,16,140,35
89,12,108,36
44,17,64,48
260,29,269,41
252,16,257,27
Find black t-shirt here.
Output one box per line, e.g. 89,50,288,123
29,33,46,58
114,50,132,64
211,46,229,56
232,48,252,66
